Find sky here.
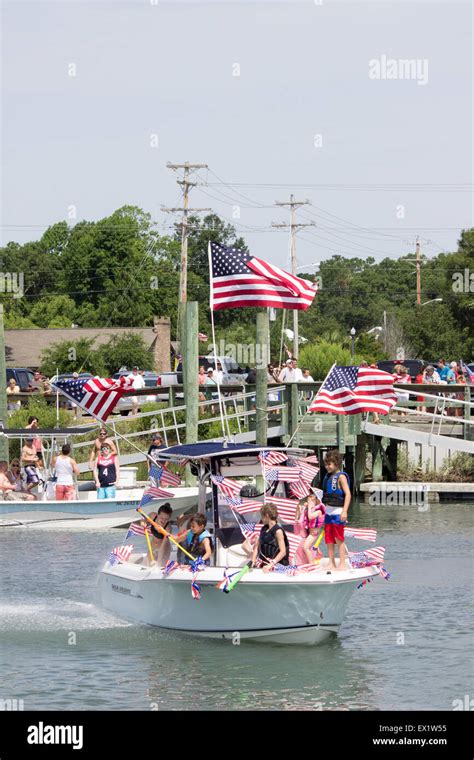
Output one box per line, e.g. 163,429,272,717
1,0,472,271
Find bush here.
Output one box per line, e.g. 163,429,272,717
299,340,365,380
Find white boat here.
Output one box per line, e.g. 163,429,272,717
100,443,384,645
0,426,203,528
0,486,203,529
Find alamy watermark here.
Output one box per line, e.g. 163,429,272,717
452,268,473,293
368,484,430,509
208,340,270,369
0,271,24,298
369,54,429,86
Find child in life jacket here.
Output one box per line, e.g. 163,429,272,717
298,491,326,564
174,513,213,566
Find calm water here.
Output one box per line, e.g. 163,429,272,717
0,501,472,711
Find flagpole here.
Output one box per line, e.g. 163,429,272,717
208,242,231,441
285,362,336,449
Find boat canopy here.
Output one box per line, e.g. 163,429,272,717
157,442,313,462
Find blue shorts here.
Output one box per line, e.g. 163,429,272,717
98,486,116,499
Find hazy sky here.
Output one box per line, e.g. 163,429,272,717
1,0,472,270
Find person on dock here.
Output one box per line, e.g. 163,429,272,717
6,378,21,413
174,513,213,566
88,428,117,471
278,358,303,383
148,503,173,565
126,366,146,416
94,443,120,499
322,451,351,572
147,433,165,471
52,444,80,501
252,503,290,572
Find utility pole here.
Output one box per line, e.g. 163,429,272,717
272,196,315,358
162,162,210,345
415,236,421,306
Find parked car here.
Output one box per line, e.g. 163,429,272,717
377,359,426,382
176,355,248,385
6,368,35,392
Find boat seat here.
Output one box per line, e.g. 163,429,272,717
215,537,249,568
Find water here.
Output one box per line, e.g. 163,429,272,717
0,501,472,711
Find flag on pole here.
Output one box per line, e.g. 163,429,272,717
109,544,134,563
51,375,135,422
258,450,288,467
349,546,385,567
460,360,474,385
160,468,180,488
309,366,397,415
288,458,319,484
289,481,312,500
264,467,302,483
258,495,299,523
126,523,150,537
209,242,317,311
211,475,242,497
140,487,174,506
226,497,263,514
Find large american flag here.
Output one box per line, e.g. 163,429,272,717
262,496,299,523
51,375,135,422
209,242,317,311
140,486,174,506
309,366,397,415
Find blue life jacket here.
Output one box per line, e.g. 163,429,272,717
323,470,350,523
183,529,213,565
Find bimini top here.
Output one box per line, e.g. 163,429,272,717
158,442,313,461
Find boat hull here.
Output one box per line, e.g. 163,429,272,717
100,561,379,644
0,488,202,529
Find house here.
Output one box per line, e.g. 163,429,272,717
5,317,172,374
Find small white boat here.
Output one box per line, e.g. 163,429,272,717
0,486,203,529
100,443,385,645
0,426,203,529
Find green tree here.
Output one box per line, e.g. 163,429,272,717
29,295,77,328
299,341,364,380
97,332,154,374
40,338,104,377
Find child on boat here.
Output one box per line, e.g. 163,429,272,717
322,450,351,572
295,491,326,564
252,503,290,572
174,513,213,566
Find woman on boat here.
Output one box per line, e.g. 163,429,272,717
6,459,35,501
52,444,80,501
252,503,290,572
148,504,173,565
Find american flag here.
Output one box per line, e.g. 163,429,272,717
226,497,263,514
211,475,242,497
460,360,474,385
345,527,377,542
304,455,319,465
238,522,263,541
309,366,397,415
109,544,134,563
288,458,319,484
149,463,163,484
140,486,174,506
289,481,312,500
160,468,180,488
209,242,317,311
262,496,299,523
258,450,288,467
51,375,135,422
264,467,302,483
126,522,149,537
349,546,385,567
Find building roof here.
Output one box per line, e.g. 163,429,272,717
4,327,166,369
